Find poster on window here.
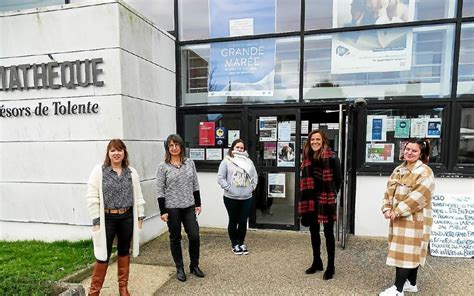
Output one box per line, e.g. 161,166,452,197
366,143,394,163
394,118,411,138
208,0,276,97
268,173,286,198
259,116,277,141
430,194,474,258
215,126,226,147
410,118,427,138
366,115,387,142
263,142,277,160
199,122,215,146
426,118,442,138
278,121,291,141
277,141,295,167
206,148,222,160
228,130,240,147
331,0,415,74
189,148,205,160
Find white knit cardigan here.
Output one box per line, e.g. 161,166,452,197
86,164,146,261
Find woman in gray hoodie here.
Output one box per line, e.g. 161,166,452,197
217,139,258,255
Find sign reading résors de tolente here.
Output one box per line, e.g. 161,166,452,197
0,58,104,119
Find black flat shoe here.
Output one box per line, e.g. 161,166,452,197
189,265,205,278
177,267,186,282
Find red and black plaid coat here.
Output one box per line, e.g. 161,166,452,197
299,149,341,224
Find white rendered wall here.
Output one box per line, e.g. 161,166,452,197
0,0,174,241
354,176,474,237
196,172,228,229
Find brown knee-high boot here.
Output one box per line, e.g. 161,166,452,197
88,261,108,296
117,255,130,296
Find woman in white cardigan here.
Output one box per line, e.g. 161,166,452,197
86,139,145,296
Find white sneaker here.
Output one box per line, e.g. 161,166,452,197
379,285,404,296
232,245,243,255
240,244,249,255
403,280,418,293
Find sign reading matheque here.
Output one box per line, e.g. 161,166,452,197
0,58,104,119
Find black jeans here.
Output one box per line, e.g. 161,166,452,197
167,206,200,268
223,196,253,247
100,208,134,263
395,266,419,292
308,217,335,267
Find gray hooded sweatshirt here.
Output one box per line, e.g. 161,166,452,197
217,151,258,200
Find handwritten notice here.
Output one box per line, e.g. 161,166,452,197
430,194,474,258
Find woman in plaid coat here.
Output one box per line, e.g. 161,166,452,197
379,139,435,296
299,129,341,280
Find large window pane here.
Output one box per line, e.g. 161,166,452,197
183,113,241,162
306,0,457,30
178,0,300,41
181,37,300,105
363,107,444,167
457,23,474,96
464,0,474,16
458,107,474,164
303,24,455,100
0,0,65,12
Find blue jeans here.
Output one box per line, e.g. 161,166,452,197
224,196,253,247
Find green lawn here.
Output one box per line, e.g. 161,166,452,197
0,240,95,296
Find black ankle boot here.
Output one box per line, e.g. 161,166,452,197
305,258,324,274
323,264,334,280
176,267,186,282
190,265,205,278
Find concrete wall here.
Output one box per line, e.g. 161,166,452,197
354,176,474,237
0,0,174,241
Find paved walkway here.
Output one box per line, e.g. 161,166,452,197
81,228,473,295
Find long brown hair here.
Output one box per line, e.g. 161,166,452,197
303,129,330,161
103,139,129,167
165,134,186,164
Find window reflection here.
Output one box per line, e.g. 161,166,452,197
457,23,474,96
181,37,300,105
0,0,65,12
303,24,455,100
305,0,456,30
178,0,300,41
464,0,474,16
459,108,474,164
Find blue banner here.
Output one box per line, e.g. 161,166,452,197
209,0,276,97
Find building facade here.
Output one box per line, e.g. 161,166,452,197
1,1,473,254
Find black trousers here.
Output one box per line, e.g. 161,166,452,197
223,196,253,247
100,208,134,263
308,218,335,266
394,266,419,291
167,206,200,268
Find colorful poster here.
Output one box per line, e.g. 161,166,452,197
431,194,474,258
268,173,285,198
410,118,427,138
228,130,240,147
366,143,394,163
215,126,226,147
394,118,411,138
331,0,415,74
366,115,387,142
263,142,277,160
277,141,295,167
398,140,408,160
189,148,205,160
208,0,276,97
426,118,442,138
199,122,215,146
259,116,277,141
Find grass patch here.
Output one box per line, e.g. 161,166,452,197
0,240,95,295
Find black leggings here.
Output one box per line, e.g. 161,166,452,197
98,209,134,263
223,196,253,247
395,266,419,292
308,218,335,265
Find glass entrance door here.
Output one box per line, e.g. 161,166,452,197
249,109,300,230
